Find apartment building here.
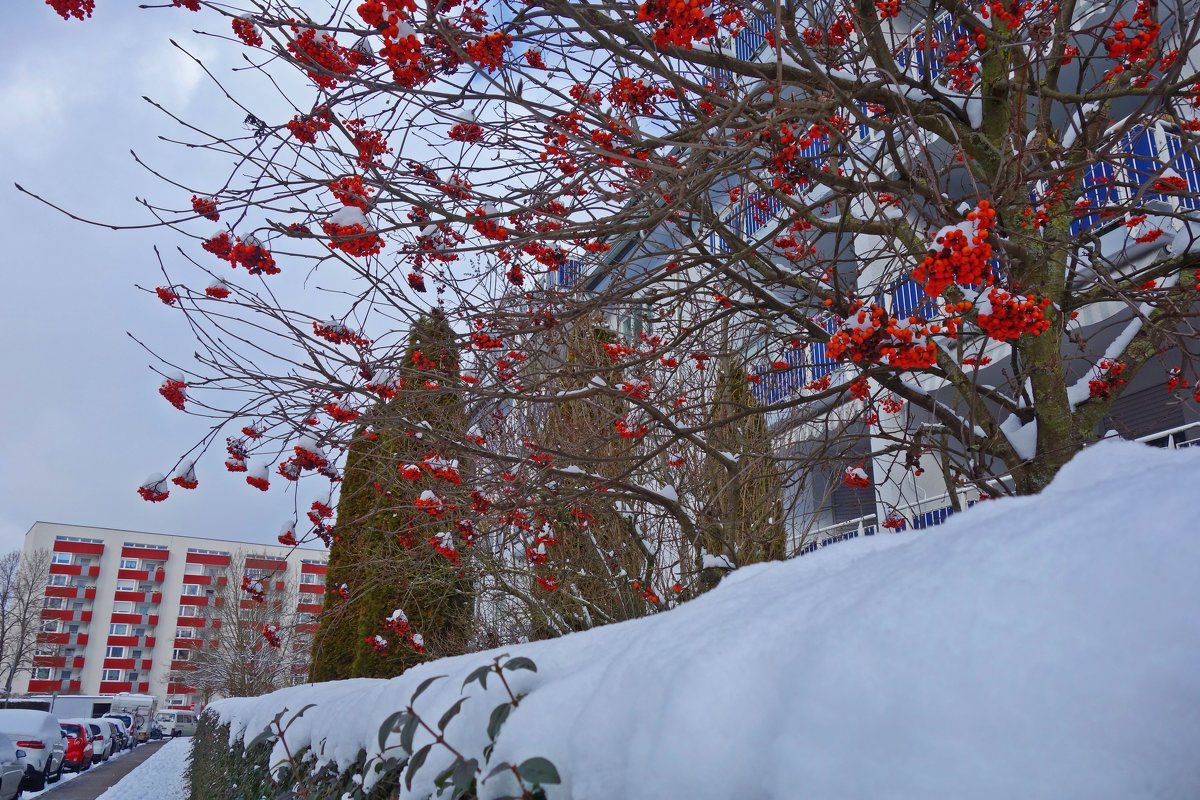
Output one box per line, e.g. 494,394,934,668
16,521,327,710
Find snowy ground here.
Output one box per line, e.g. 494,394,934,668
93,738,190,800
209,440,1200,799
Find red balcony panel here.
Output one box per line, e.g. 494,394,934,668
296,622,319,635
41,609,72,621
53,540,105,556
245,557,286,572
49,564,82,577
300,562,327,575
71,656,85,669
103,658,136,670
75,633,89,645
113,590,143,603
86,566,101,578
44,586,76,599
186,552,230,567
99,681,133,694
182,574,213,586
216,576,228,587
136,682,150,693
152,567,166,583
178,596,208,607
144,636,156,648
140,659,152,671
175,637,203,647
298,583,324,595
147,615,159,626
68,679,81,692
167,681,195,694
152,592,162,604
107,635,139,647
33,656,66,668
210,619,222,630
110,613,142,625
175,616,206,628
170,660,194,671
297,603,323,615
28,680,63,693
83,587,96,600
77,611,92,623
117,568,150,582
121,545,169,561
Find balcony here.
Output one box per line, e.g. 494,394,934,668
117,568,150,582
86,565,100,578
178,595,209,608
28,679,64,693
71,656,84,669
73,609,92,623
33,656,66,668
98,681,133,694
39,632,69,645
68,679,81,692
73,632,89,646
44,586,76,599
52,540,104,557
49,563,82,577
40,609,72,621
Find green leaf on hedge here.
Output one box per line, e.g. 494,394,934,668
487,702,512,741
405,744,433,791
462,664,492,691
400,713,420,754
377,710,410,753
503,656,537,673
484,761,511,782
438,697,469,732
412,674,446,703
518,757,561,786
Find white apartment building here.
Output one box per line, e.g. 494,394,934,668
17,521,327,710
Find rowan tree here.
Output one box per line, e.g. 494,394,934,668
37,0,1200,651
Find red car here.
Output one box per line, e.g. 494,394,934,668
57,722,93,773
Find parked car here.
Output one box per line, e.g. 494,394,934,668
105,721,129,752
102,713,137,749
0,709,65,791
84,720,117,763
148,723,163,740
154,710,198,737
58,720,94,773
0,733,27,800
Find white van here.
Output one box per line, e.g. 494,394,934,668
154,710,197,738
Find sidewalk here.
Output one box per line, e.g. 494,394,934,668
33,740,168,800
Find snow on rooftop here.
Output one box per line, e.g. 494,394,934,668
210,440,1200,799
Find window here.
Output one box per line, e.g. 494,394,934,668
51,552,72,565
101,669,123,682
172,648,190,661
116,580,136,592
297,612,315,624
120,558,138,570
67,624,79,634
43,597,65,610
113,601,134,614
32,668,52,680
47,574,70,587
175,627,197,639
59,670,72,681
300,573,322,584
109,624,129,636
184,564,204,576
167,696,189,707
182,584,201,596
105,646,126,659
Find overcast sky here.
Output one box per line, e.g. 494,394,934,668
0,5,331,554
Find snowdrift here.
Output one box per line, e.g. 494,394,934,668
209,440,1200,799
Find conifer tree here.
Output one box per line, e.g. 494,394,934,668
310,312,474,680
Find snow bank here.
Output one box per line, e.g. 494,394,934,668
211,440,1200,799
95,738,191,800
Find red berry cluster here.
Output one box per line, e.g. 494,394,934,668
286,111,333,144
843,465,870,489
191,195,219,221
231,16,263,48
636,0,718,49
202,233,279,275
159,378,187,410
320,222,385,257
46,0,95,20
156,287,179,306
262,624,282,648
912,201,996,297
975,288,1052,341
312,320,371,347
615,417,649,439
242,575,267,602
1088,359,1128,399
449,122,484,142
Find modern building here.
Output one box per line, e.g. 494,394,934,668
15,521,327,710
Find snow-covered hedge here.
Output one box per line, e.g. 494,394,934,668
199,440,1200,800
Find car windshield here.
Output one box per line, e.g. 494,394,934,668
61,724,82,737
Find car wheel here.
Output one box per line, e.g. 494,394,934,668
28,766,47,792
48,761,62,784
